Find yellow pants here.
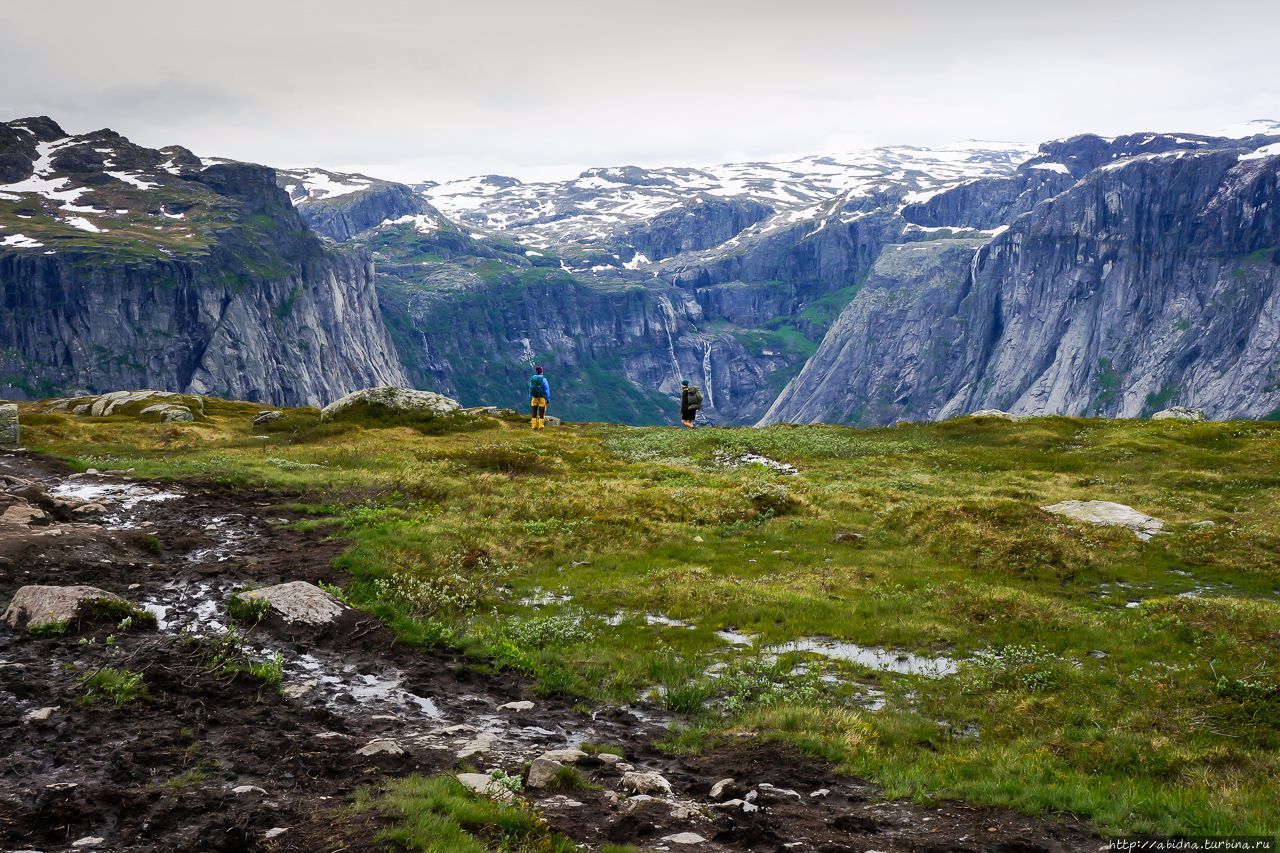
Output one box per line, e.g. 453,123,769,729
530,397,547,428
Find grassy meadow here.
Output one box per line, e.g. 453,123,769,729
18,399,1280,838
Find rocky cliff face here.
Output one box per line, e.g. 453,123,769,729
762,133,1280,425
0,117,407,405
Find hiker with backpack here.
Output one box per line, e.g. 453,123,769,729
530,366,551,430
680,379,702,428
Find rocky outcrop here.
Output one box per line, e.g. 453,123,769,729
763,138,1280,425
627,197,774,262
2,585,150,631
1041,500,1166,540
233,582,349,626
319,386,461,421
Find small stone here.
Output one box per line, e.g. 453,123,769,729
441,723,477,734
1088,650,1109,659
662,833,707,845
708,778,735,800
1,503,47,526
283,679,318,699
71,837,106,848
456,772,515,803
622,770,673,796
232,784,267,795
757,782,802,800
526,757,564,789
24,706,59,722
669,802,704,820
356,738,406,757
539,748,586,764
597,752,622,765
1191,520,1216,529
263,827,288,839
713,798,745,811
73,502,108,515
253,410,285,426
499,700,535,712
46,781,79,792
693,535,704,542
810,788,831,798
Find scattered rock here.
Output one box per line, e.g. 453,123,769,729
46,390,205,419
621,770,673,796
597,752,622,765
1152,406,1206,422
669,802,704,821
236,581,348,626
832,530,864,543
811,788,831,798
253,410,285,425
282,679,318,699
320,386,461,422
543,415,562,427
139,403,195,423
526,757,564,789
263,828,288,839
72,502,108,515
967,409,1023,421
2,584,133,631
0,402,19,447
0,503,47,526
355,738,405,757
539,748,586,764
232,784,267,795
1191,520,1216,529
23,706,59,722
456,772,516,804
457,731,498,759
1041,499,1166,540
499,700,535,712
708,778,736,800
540,795,584,808
71,837,106,848
662,832,707,845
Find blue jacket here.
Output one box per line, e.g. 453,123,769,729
530,374,550,401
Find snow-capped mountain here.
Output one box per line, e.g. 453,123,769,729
423,141,1038,252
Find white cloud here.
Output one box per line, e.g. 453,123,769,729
1,0,1276,182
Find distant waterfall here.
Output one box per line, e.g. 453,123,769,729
656,295,683,389
701,339,716,410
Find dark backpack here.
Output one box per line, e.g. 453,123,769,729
530,377,544,397
686,386,703,409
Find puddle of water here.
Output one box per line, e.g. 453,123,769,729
714,451,798,476
773,638,957,677
518,588,573,607
644,613,694,629
290,654,443,719
50,479,182,529
716,629,754,646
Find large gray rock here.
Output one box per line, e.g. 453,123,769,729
456,772,516,804
0,403,18,447
2,585,128,630
320,386,462,421
235,581,348,626
1152,406,1206,422
46,391,204,419
1041,500,1166,540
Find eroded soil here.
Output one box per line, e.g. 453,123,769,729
0,451,1100,852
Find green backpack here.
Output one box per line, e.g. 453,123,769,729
686,385,703,409
530,377,544,398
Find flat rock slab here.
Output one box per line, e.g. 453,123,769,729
456,772,515,803
1041,500,1165,540
967,409,1022,421
320,386,461,421
2,584,127,630
1152,406,1206,421
239,581,348,626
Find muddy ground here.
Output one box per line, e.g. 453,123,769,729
0,451,1102,852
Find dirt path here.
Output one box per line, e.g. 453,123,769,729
0,451,1101,852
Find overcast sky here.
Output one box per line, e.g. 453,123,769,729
1,0,1276,182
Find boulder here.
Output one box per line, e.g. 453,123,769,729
253,410,285,426
0,503,48,526
235,581,348,626
1152,406,1206,422
1041,500,1165,540
539,748,586,764
319,386,461,422
661,833,707,845
139,404,195,423
544,415,562,427
0,403,19,447
2,585,132,631
526,757,564,789
46,391,205,419
621,770,673,796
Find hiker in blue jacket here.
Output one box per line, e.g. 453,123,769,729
530,366,551,430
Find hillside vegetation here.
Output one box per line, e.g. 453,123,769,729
19,399,1280,838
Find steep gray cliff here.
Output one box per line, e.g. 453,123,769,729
762,139,1280,424
0,118,407,405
